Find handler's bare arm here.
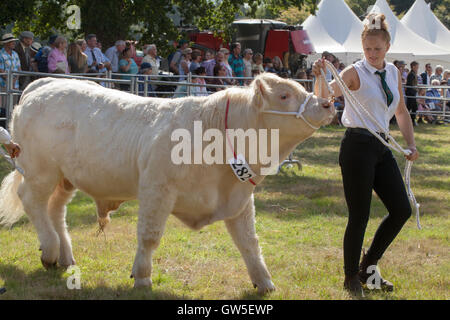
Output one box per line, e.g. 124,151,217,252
312,58,358,99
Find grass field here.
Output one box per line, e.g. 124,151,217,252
0,125,448,300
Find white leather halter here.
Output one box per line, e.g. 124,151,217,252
261,93,320,130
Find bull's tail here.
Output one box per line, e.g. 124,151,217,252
0,170,25,227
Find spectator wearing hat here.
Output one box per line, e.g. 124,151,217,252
169,39,189,75
29,42,41,72
15,31,34,89
0,33,21,92
34,34,57,73
48,36,69,74
138,62,154,97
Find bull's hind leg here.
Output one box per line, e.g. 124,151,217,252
131,184,176,288
224,196,275,294
47,178,76,267
18,175,60,269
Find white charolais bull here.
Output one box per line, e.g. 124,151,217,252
0,73,334,293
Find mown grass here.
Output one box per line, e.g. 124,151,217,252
0,125,448,300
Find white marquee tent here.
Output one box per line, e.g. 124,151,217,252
302,0,450,69
401,0,450,52
302,0,365,65
369,0,450,68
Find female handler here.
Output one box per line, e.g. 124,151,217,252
312,13,419,297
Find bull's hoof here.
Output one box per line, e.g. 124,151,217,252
133,277,152,288
59,258,76,269
254,279,276,294
41,257,57,270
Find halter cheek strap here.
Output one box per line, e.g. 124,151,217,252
261,93,320,130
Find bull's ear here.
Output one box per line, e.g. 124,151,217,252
253,77,268,109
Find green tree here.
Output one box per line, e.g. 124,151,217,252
345,0,375,19
2,0,317,55
431,0,450,29
276,6,310,25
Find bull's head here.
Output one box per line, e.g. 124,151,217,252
251,73,335,134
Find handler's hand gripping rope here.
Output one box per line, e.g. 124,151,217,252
0,147,25,176
319,61,421,229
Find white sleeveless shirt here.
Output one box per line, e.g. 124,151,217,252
341,58,400,133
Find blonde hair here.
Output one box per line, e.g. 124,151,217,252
362,13,391,44
67,42,87,70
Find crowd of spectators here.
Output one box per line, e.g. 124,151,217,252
0,31,448,124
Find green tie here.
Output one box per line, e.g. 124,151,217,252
375,70,393,107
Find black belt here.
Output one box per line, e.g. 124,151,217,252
346,127,389,142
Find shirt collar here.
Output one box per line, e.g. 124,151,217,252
363,58,387,74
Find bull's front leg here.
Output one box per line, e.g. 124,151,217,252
224,195,275,294
131,184,177,288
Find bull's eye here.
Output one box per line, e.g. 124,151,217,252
281,94,288,100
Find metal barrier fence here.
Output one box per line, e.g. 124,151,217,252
1,69,447,125
403,84,449,123
0,69,314,125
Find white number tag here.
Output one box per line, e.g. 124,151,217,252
228,154,256,183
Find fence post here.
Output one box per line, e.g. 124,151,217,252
6,70,13,128
106,70,112,89
443,95,447,122
144,75,149,97
187,72,192,96
130,76,135,94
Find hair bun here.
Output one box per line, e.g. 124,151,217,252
364,13,388,31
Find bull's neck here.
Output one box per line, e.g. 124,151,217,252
248,121,315,185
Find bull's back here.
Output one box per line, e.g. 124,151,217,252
11,78,160,199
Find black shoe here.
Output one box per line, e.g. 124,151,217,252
344,274,364,298
359,251,394,292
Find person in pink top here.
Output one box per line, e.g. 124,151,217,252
48,36,69,74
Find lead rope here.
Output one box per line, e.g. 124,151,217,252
319,60,421,229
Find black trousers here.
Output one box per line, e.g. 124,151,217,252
406,97,418,122
339,129,412,276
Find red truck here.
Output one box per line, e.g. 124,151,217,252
187,19,315,75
